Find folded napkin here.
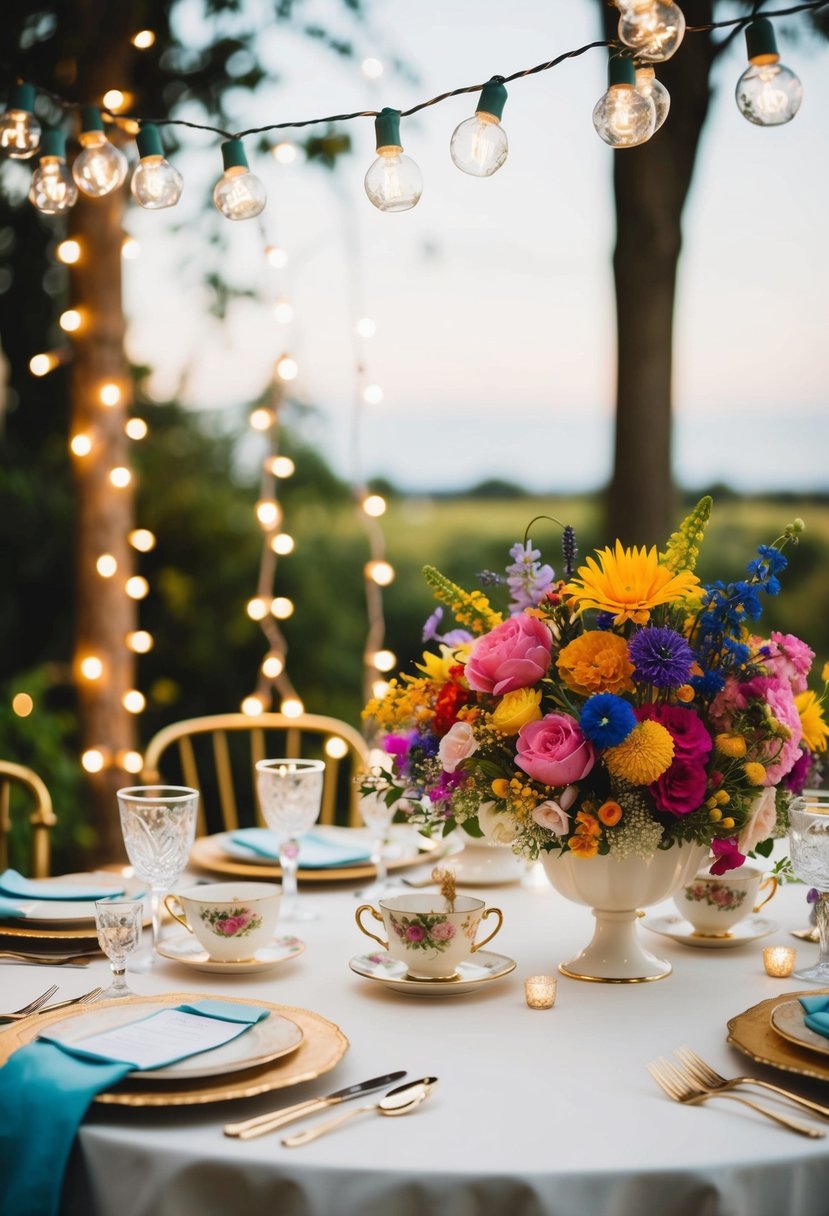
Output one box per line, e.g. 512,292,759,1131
0,869,125,921
0,999,269,1216
799,994,829,1038
230,828,372,868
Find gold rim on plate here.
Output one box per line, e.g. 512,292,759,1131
727,988,829,1083
0,991,349,1107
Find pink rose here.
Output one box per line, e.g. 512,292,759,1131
740,676,803,784
637,704,712,817
516,714,595,787
466,615,552,696
437,721,478,773
652,757,709,817
531,800,571,836
738,787,778,854
431,921,456,940
218,913,250,936
761,631,814,694
405,924,425,942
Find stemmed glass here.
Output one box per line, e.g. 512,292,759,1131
95,900,143,999
117,785,199,969
355,789,398,900
255,759,324,922
788,794,829,983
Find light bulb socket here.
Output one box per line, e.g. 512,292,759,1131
745,18,779,63
476,77,507,121
7,82,36,114
608,56,636,88
136,122,164,159
221,137,250,171
80,105,105,134
40,126,67,158
374,107,402,151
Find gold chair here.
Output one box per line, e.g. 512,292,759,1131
0,761,57,878
141,712,371,835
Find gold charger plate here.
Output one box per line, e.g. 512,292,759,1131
0,991,349,1107
727,988,829,1083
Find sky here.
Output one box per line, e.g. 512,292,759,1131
123,1,829,494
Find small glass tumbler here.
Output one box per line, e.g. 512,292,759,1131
95,900,143,999
763,945,797,978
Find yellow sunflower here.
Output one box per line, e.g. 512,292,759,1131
795,689,829,753
564,542,701,626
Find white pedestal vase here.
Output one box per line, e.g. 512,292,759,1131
541,841,709,982
449,836,527,887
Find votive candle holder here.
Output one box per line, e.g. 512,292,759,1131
525,974,557,1009
763,945,797,978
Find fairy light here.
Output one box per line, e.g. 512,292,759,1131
270,455,295,478
242,694,266,716
265,245,289,268
120,750,144,774
247,597,268,621
131,30,156,49
125,576,149,599
256,500,281,529
81,748,105,773
362,57,384,79
275,354,298,381
96,554,118,577
325,736,349,759
372,679,390,699
271,596,294,619
12,693,34,717
281,696,304,718
362,494,387,517
70,433,93,456
270,533,294,555
372,648,397,672
122,690,146,713
126,630,153,653
356,317,376,338
100,382,122,407
29,352,58,376
273,300,294,324
272,142,297,164
80,656,104,681
109,466,131,487
60,309,82,333
250,407,274,431
121,237,141,260
56,239,81,264
363,384,383,405
262,654,284,678
103,90,126,111
128,528,156,552
125,418,148,439
365,559,395,586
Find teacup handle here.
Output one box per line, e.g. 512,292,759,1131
753,875,778,913
164,893,192,934
355,904,387,949
471,907,504,953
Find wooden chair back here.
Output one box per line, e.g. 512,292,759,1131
141,712,370,835
0,761,57,877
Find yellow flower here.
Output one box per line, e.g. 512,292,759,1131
415,644,469,683
564,542,701,627
575,810,602,838
490,688,543,736
604,721,675,785
743,761,767,786
568,831,600,858
795,689,829,753
822,661,829,683
491,778,510,799
715,733,747,758
556,631,634,696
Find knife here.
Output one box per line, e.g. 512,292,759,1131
223,1070,407,1139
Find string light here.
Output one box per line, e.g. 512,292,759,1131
119,750,144,773
273,300,294,324
256,499,281,528
0,82,41,158
70,433,93,456
100,382,122,406
56,239,81,264
81,748,106,773
80,655,104,680
241,694,266,716
250,407,274,431
29,352,59,376
122,690,146,713
265,245,289,268
272,142,297,164
372,649,397,672
280,697,304,718
128,528,156,551
247,596,268,621
261,654,284,678
109,466,131,487
103,90,126,112
365,559,395,586
450,77,509,177
363,384,383,405
275,354,298,381
11,693,34,717
213,137,266,220
125,417,148,439
28,127,77,214
270,455,295,478
617,1,686,63
72,106,128,198
270,596,294,619
361,57,384,80
96,554,118,577
131,122,183,209
634,66,671,132
270,533,294,555
362,493,387,517
131,30,156,50
593,56,656,148
325,736,349,759
125,575,149,599
60,309,82,332
121,237,141,260
736,18,803,126
126,630,153,653
365,108,423,213
356,317,376,338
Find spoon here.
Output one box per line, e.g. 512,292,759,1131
281,1077,438,1147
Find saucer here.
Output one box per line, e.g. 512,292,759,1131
156,932,305,974
348,949,516,996
642,912,778,949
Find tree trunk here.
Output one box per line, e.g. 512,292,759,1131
601,4,717,545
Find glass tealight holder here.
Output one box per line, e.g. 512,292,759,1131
763,945,797,978
525,974,557,1009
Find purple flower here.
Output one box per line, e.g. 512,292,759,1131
422,606,472,648
505,541,555,615
628,627,694,689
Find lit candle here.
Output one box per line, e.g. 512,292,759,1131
525,974,557,1009
763,946,797,978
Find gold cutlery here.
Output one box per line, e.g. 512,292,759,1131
791,927,819,943
224,1070,408,1139
0,986,103,1022
648,1057,824,1138
281,1077,438,1148
676,1045,829,1120
0,950,95,966
0,983,59,1019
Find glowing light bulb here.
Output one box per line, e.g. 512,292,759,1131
736,18,802,127
56,239,81,264
213,138,266,220
262,654,284,678
121,236,141,259
256,499,281,528
70,433,93,456
281,697,304,718
271,596,294,619
272,141,297,164
82,748,105,773
250,407,274,431
80,656,104,680
123,690,146,713
125,418,148,440
363,384,384,405
60,309,82,333
364,108,422,213
271,456,295,478
634,66,670,132
128,528,156,552
247,597,268,621
132,30,156,49
242,694,266,716
365,559,395,586
593,57,655,148
618,1,685,63
274,300,294,324
0,83,41,159
28,127,77,214
120,750,144,774
12,693,34,717
30,352,58,376
362,57,384,80
271,533,294,555
103,90,126,112
110,466,131,487
373,649,397,672
362,494,386,517
72,107,128,198
276,354,298,381
96,554,118,577
100,382,121,406
325,737,348,759
126,630,153,653
372,679,390,699
265,245,288,268
131,123,183,209
356,317,376,338
125,576,149,599
450,77,509,177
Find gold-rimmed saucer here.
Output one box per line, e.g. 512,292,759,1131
156,932,305,975
348,949,516,996
642,912,777,949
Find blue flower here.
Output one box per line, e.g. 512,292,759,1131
628,627,694,688
580,693,637,749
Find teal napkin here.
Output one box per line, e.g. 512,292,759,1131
799,994,829,1038
0,869,125,919
0,999,269,1216
230,828,372,868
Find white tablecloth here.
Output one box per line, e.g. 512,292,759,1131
4,857,829,1216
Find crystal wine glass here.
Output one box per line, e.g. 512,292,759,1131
355,789,398,900
95,900,143,999
255,759,324,921
788,795,829,983
117,785,199,969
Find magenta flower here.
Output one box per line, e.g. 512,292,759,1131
636,704,712,817
516,713,595,787
761,631,814,694
218,912,251,936
466,615,552,696
741,675,803,783
405,924,426,942
709,838,746,876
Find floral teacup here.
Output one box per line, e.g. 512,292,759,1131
164,882,281,961
355,893,503,980
674,865,777,937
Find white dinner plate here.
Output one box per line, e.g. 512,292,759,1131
156,931,305,975
219,824,427,867
770,999,829,1058
642,912,778,949
43,997,304,1080
2,873,145,926
348,949,516,996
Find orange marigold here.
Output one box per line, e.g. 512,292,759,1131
568,831,600,858
556,630,634,697
574,809,602,838
597,800,623,826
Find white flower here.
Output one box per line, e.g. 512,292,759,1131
738,787,778,855
438,721,478,773
477,800,520,845
531,800,571,836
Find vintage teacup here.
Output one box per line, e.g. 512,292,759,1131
164,882,281,961
355,893,504,980
674,865,777,937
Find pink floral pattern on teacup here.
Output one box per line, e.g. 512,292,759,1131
683,881,747,913
200,905,263,937
388,910,475,954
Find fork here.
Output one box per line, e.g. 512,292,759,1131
676,1046,829,1121
0,950,95,966
648,1057,824,1138
0,986,103,1022
1,983,59,1018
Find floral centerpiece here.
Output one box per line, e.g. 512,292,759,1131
364,498,828,878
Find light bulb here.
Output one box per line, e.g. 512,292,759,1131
618,1,685,63
634,66,670,132
213,138,266,220
28,127,77,213
593,58,655,148
0,83,41,159
450,78,508,177
130,123,183,209
364,108,422,213
736,18,802,127
72,107,128,198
